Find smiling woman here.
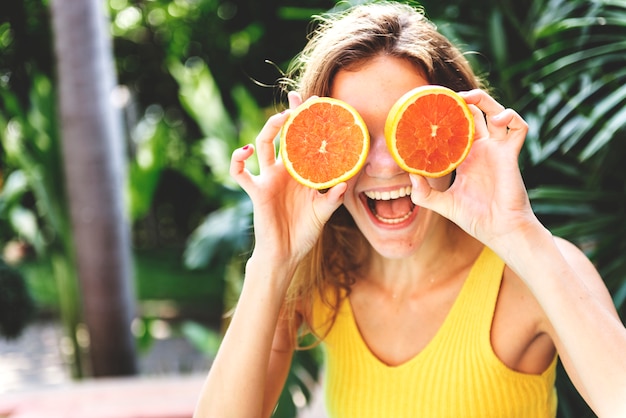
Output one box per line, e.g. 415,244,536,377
193,2,626,418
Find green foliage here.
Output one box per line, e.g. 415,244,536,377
520,0,626,316
0,74,70,253
171,58,262,277
134,249,225,306
274,347,323,418
183,200,253,271
0,71,85,376
180,320,222,358
522,0,626,164
0,259,35,339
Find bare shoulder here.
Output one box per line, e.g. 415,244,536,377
493,236,617,373
502,236,616,317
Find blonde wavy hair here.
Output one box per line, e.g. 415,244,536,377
279,1,485,345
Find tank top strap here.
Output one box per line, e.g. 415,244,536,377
448,246,506,337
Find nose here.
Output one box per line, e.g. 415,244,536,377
363,134,404,179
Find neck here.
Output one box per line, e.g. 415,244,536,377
362,229,483,296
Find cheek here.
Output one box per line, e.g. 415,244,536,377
341,177,362,212
343,184,358,208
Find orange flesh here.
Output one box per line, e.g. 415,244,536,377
395,94,471,173
285,102,365,184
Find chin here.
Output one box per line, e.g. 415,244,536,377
373,227,431,257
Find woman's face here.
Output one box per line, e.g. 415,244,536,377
330,55,452,259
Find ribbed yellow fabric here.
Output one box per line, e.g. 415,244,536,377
311,246,558,417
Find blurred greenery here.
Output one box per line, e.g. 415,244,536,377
1,0,625,416
0,259,34,339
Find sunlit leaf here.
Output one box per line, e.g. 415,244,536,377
180,321,222,357
169,58,237,143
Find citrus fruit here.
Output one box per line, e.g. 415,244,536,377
280,97,370,190
385,85,475,178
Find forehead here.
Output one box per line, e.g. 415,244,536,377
330,56,429,119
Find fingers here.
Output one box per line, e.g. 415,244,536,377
230,144,255,192
409,174,431,205
461,89,505,118
408,174,452,220
491,108,528,136
460,89,528,145
466,103,489,140
460,89,505,140
313,182,348,224
230,107,291,189
288,91,303,109
231,91,303,191
256,110,290,170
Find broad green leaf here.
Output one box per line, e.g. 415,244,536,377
579,104,626,160
183,198,252,270
169,58,237,143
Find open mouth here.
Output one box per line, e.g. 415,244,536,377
363,186,416,225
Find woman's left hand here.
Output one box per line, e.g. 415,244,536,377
409,89,540,251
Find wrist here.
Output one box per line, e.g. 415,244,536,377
489,219,554,268
490,221,574,293
244,253,298,293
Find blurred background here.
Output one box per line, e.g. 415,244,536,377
0,0,624,417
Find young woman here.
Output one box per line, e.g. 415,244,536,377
193,2,626,417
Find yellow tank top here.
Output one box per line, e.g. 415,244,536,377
311,247,558,417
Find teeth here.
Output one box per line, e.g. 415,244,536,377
364,186,415,224
364,186,412,201
375,209,413,224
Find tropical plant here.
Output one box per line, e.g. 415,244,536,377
521,0,626,291
0,73,86,377
0,259,35,339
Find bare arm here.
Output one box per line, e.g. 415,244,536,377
193,92,345,417
193,257,295,418
410,89,626,417
503,229,626,417
262,312,302,417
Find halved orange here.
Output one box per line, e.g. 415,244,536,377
385,85,475,178
280,97,370,190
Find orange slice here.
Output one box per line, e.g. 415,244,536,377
385,85,475,178
280,97,370,190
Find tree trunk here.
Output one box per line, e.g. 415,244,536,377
49,0,137,376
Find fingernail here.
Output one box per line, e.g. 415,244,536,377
242,144,251,151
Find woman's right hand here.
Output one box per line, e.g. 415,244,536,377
230,92,347,271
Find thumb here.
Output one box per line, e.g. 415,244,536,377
314,182,347,224
409,174,451,217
